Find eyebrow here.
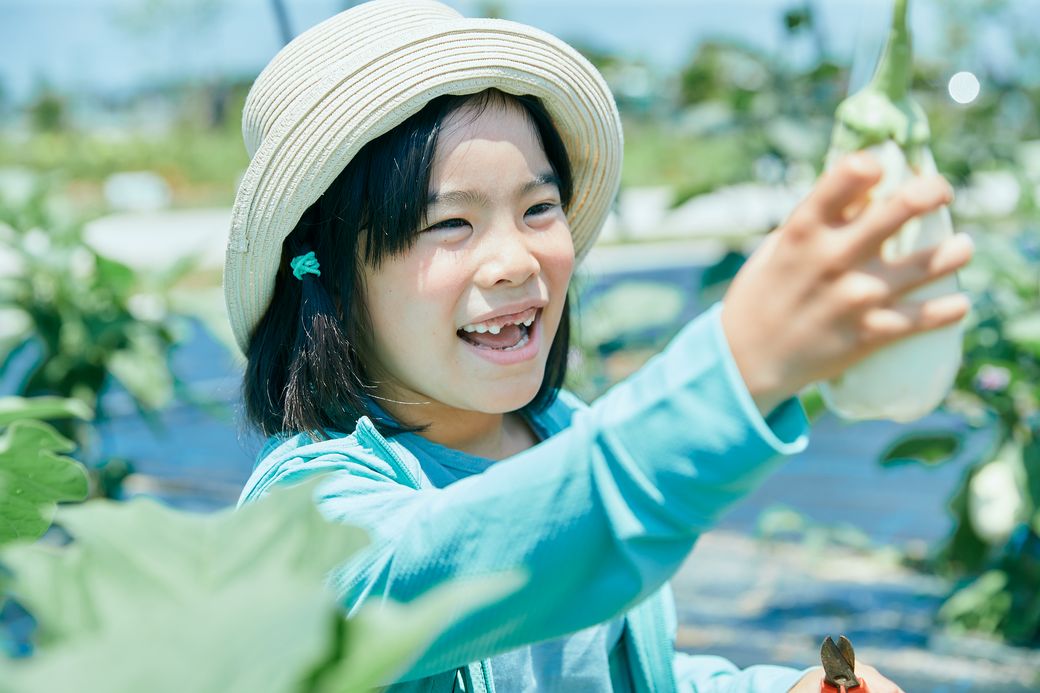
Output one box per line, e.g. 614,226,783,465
426,172,561,208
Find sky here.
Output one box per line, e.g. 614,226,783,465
0,0,1026,105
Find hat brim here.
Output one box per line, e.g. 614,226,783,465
224,18,622,353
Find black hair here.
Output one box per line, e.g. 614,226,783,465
244,89,574,441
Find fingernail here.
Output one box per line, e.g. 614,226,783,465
849,151,877,174
941,293,971,316
907,176,950,205
952,232,974,253
932,234,973,271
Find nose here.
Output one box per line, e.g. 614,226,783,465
473,217,540,288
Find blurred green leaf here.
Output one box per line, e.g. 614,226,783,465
0,479,523,693
1,477,367,647
314,572,526,693
798,387,827,424
92,255,136,298
879,431,962,468
0,420,88,546
939,570,1013,635
2,573,336,693
0,397,92,428
699,250,746,291
1,478,359,692
1005,311,1040,355
107,332,175,411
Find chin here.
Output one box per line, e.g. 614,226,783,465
467,377,543,414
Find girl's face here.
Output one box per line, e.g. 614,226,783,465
362,99,575,419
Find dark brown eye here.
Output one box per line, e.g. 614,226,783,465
525,203,558,217
426,218,469,231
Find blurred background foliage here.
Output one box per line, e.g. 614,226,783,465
1,0,1039,654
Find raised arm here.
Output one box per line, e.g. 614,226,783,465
241,303,808,681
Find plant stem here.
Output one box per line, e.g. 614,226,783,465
871,0,912,101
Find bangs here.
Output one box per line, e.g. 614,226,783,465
356,88,573,267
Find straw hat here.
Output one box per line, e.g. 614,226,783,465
224,0,623,353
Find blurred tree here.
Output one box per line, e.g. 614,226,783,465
270,0,294,45
26,87,65,133
0,78,9,121
478,2,508,19
111,0,225,35
782,0,827,63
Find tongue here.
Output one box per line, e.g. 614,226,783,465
463,324,523,349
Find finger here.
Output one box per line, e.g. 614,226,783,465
848,175,954,259
790,152,883,233
881,232,974,297
860,293,970,344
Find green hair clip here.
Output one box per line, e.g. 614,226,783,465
290,251,321,280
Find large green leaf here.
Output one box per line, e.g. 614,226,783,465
0,479,365,692
0,420,88,546
2,477,368,646
0,396,93,427
314,571,526,692
1,479,524,693
2,574,336,693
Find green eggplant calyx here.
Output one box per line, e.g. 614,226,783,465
833,91,930,150
832,0,930,150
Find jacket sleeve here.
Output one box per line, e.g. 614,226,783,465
672,653,811,693
245,302,810,681
660,583,811,692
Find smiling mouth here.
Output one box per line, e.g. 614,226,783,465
457,309,539,351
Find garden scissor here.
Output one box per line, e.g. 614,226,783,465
820,635,866,693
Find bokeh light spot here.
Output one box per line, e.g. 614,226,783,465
948,71,981,104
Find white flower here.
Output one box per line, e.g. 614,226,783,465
968,447,1025,545
127,293,166,322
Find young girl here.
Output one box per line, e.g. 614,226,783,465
229,1,972,690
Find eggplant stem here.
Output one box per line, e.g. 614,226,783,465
870,0,912,101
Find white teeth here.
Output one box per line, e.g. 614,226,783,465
460,310,538,334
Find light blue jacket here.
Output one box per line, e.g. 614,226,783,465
238,304,812,691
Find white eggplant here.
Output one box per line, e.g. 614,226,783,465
819,0,963,422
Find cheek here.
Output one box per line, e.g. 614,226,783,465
363,263,416,352
365,254,464,345
542,224,576,287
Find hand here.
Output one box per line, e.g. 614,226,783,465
786,662,905,693
721,151,973,416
